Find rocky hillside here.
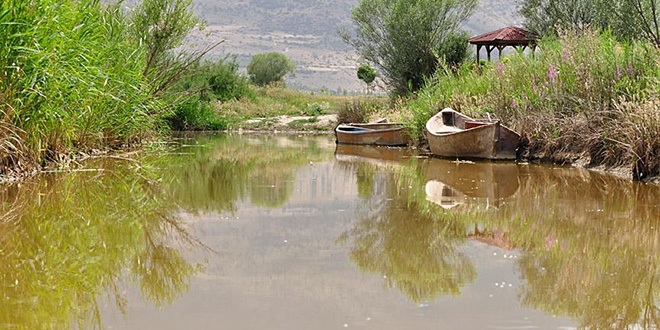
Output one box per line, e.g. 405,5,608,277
189,0,521,92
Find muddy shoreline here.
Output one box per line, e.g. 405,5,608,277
2,119,657,185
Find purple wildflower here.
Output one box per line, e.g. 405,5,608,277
548,63,558,84
561,49,571,63
627,63,635,76
616,66,622,79
496,62,505,75
512,98,518,109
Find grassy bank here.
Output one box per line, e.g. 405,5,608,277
215,86,387,131
1,0,160,175
395,30,660,181
0,0,219,180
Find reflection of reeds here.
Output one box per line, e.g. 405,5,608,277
342,151,660,325
0,158,205,328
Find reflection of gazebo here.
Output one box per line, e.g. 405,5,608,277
469,26,538,62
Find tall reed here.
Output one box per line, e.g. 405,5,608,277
402,30,660,179
0,0,183,175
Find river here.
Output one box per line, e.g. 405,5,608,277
1,133,659,329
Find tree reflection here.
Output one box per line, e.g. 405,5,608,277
167,134,329,212
494,167,660,329
338,149,660,327
0,134,334,329
0,159,205,329
249,171,295,208
339,161,476,303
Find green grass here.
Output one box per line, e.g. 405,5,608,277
216,85,387,128
0,0,167,173
394,29,660,180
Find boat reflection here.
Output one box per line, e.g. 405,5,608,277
334,143,415,166
423,159,521,209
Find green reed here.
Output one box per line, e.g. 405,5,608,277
402,30,660,179
0,0,184,175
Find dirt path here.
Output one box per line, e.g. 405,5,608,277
241,114,337,132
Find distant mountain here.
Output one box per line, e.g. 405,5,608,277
190,0,521,92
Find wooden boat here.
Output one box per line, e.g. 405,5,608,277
425,108,520,160
335,121,410,146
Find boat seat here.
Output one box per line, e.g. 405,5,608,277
435,126,463,134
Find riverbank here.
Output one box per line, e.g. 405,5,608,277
229,113,658,184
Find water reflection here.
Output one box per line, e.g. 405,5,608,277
423,159,520,210
0,159,203,329
3,134,660,329
168,133,332,212
336,151,477,303
336,143,660,328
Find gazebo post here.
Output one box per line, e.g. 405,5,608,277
497,45,505,59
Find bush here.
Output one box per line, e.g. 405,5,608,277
175,58,252,102
247,52,295,86
337,100,381,124
166,100,227,131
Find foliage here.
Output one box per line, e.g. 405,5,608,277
166,99,228,131
437,31,471,68
357,65,377,84
518,0,607,37
397,29,660,179
246,52,296,86
341,0,477,96
0,0,209,175
0,0,158,173
336,99,384,124
216,85,375,129
166,57,252,130
131,0,212,95
519,0,660,46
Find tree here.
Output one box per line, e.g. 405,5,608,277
246,52,295,86
624,0,660,46
131,0,223,96
518,0,660,46
357,64,377,93
437,31,471,68
518,0,604,37
341,0,477,96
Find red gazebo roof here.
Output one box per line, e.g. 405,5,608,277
469,26,537,46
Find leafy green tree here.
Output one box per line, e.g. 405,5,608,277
437,31,471,68
518,0,604,37
131,0,223,95
341,0,477,96
623,0,660,46
357,64,377,93
246,52,296,86
519,0,660,46
357,65,377,84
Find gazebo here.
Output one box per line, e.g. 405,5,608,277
469,26,538,62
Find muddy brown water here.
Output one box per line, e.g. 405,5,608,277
1,133,660,329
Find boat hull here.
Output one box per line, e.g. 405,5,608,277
335,123,410,146
425,109,519,160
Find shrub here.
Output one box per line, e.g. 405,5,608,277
175,57,252,102
247,52,295,86
166,100,227,131
337,100,381,124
